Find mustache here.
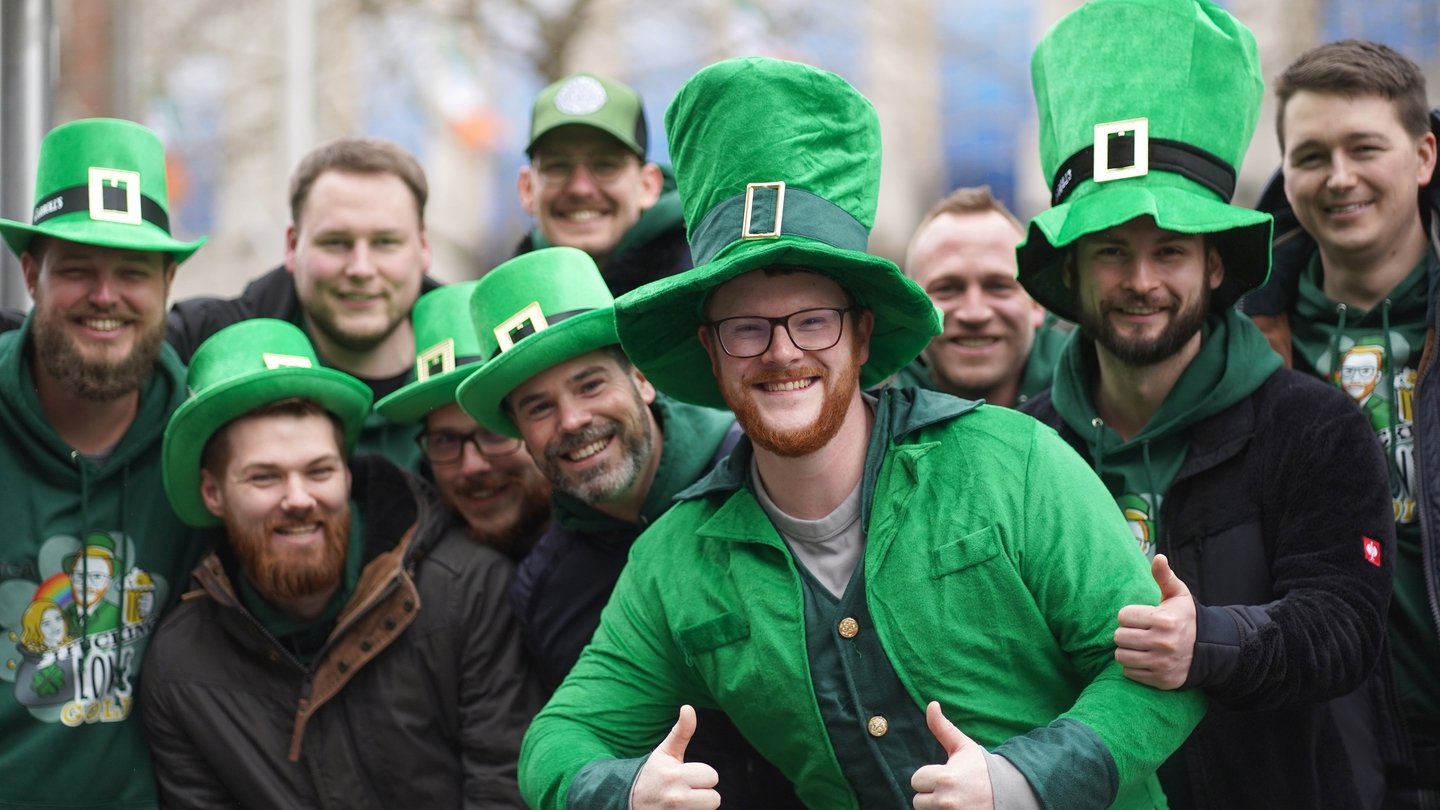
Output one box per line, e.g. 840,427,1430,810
546,421,616,460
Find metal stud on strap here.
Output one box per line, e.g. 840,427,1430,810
1093,118,1149,183
493,302,549,354
741,181,786,239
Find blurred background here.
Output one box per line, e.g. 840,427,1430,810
1,0,1437,309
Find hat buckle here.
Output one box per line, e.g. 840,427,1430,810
87,167,142,225
741,181,786,240
493,302,550,354
1093,118,1149,184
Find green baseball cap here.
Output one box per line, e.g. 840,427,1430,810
163,319,373,528
1017,0,1273,322
527,73,647,159
612,57,939,409
0,118,206,262
455,247,619,438
374,281,486,424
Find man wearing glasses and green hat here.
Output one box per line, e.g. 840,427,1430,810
0,117,209,809
142,318,539,807
1018,0,1398,806
519,57,1204,810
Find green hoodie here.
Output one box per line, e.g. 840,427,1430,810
0,318,206,809
1051,310,1281,557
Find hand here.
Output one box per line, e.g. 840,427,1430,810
912,701,993,809
1114,554,1197,689
630,705,721,810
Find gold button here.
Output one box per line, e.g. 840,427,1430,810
867,715,888,737
837,617,860,638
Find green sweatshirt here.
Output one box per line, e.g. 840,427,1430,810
0,318,206,809
1051,311,1281,557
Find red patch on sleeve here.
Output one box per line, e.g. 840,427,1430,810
1363,536,1382,567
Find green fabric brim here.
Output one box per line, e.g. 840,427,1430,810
163,369,373,528
0,216,206,264
1017,183,1273,323
614,237,940,410
455,308,619,439
374,363,481,425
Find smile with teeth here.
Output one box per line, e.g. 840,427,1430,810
759,378,816,393
274,523,321,539
81,317,125,331
463,483,508,500
1325,201,1370,215
560,209,606,222
951,336,998,347
564,436,611,461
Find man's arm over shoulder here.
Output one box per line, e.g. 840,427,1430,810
1185,371,1394,709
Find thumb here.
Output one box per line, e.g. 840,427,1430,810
655,704,698,762
926,701,973,757
1152,554,1190,601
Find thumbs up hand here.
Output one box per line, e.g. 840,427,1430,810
630,705,721,810
911,702,994,809
1114,554,1197,689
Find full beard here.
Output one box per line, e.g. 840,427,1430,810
31,309,165,401
225,506,350,607
543,414,653,504
1079,286,1210,367
453,470,553,559
724,358,862,458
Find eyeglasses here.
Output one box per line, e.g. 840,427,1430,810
532,153,634,184
416,428,524,465
704,307,853,359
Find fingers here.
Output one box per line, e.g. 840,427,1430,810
925,701,973,757
656,704,698,762
1151,554,1190,601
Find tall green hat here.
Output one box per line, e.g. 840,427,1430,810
0,118,206,262
62,533,118,574
1017,0,1273,322
612,57,940,409
455,247,618,438
163,319,373,528
374,281,485,424
527,73,647,159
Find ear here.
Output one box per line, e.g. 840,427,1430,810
517,166,537,217
20,251,40,297
630,366,657,406
853,308,875,366
1029,300,1046,331
1207,245,1225,291
1416,131,1437,186
162,262,178,299
418,224,432,274
637,162,663,209
284,224,300,275
200,468,226,519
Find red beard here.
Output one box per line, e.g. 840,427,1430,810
225,505,350,606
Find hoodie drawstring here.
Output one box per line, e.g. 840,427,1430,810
1325,302,1350,379
1380,299,1403,493
1142,439,1162,549
1090,418,1106,474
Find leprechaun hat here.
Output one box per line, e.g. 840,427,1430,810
0,118,205,262
1017,0,1272,322
374,281,486,424
455,247,618,438
611,57,939,409
163,319,372,528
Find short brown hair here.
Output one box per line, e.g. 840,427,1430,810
201,398,347,478
904,186,1024,278
288,138,429,227
1275,40,1431,147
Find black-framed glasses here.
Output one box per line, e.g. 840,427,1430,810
705,307,853,359
416,428,524,465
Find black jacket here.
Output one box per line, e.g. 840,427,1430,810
141,455,542,809
1025,368,1400,809
513,222,690,299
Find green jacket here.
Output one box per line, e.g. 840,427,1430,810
0,317,206,809
520,387,1205,809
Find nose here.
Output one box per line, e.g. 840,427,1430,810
1327,152,1357,192
556,397,593,434
281,473,318,513
563,163,600,195
88,269,119,308
345,241,378,278
459,438,494,475
761,321,805,363
951,288,991,326
1122,259,1161,294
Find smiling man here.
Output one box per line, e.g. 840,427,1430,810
375,282,552,561
1242,40,1440,804
894,186,1065,407
168,138,441,466
0,117,209,810
515,73,691,296
1018,3,1398,807
143,318,539,808
519,56,1206,810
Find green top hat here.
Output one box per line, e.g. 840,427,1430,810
455,247,619,438
527,73,647,159
612,57,940,409
62,533,118,574
374,281,485,424
1017,0,1273,322
0,118,206,262
163,319,373,528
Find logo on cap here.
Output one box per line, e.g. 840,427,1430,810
554,76,609,116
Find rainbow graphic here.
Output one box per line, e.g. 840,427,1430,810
33,573,74,611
